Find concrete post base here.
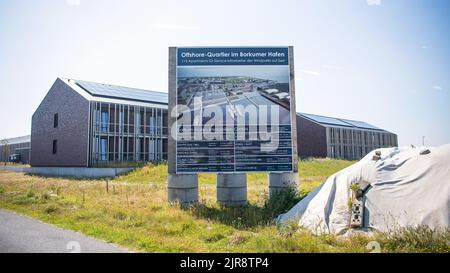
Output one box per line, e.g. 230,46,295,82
217,173,247,206
268,172,299,197
168,173,198,205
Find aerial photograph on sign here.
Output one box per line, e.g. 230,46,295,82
176,65,291,124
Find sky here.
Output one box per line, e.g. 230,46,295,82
0,0,449,146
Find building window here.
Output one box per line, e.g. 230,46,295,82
54,113,58,128
100,110,109,133
52,140,57,154
100,137,107,161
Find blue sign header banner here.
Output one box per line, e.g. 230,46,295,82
177,47,289,66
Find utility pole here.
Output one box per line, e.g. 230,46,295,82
422,136,425,147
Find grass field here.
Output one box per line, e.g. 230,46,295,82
0,158,448,253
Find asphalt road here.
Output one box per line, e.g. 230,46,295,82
0,209,129,253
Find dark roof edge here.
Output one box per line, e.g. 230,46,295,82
297,112,391,133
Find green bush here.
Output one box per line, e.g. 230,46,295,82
44,204,59,214
262,188,302,220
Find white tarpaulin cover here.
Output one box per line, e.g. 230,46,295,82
278,144,450,234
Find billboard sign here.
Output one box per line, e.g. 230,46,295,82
171,47,296,173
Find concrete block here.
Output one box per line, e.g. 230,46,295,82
216,173,247,206
168,173,198,204
268,172,299,196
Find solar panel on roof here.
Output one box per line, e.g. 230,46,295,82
299,113,386,132
300,113,353,127
75,80,168,104
340,119,383,131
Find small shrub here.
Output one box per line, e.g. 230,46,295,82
350,183,360,192
44,204,59,214
263,188,302,220
0,185,5,194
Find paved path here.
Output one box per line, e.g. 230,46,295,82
0,209,129,253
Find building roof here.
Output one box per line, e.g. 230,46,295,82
298,113,390,132
0,135,31,145
70,79,168,105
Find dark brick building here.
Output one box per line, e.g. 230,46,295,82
297,113,398,160
31,78,168,167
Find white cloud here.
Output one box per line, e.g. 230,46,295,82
152,23,199,31
433,86,443,90
422,45,429,49
366,0,382,6
298,69,320,76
